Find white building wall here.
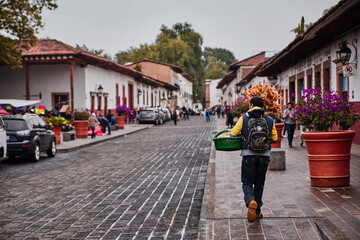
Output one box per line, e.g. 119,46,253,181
207,79,222,108
0,66,26,99
276,28,360,103
0,64,85,111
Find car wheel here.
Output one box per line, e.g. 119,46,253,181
47,138,56,157
31,143,40,162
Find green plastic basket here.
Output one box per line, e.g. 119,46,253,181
213,130,242,151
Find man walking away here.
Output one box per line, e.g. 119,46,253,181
283,103,296,147
230,96,277,223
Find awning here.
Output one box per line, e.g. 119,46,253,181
0,99,41,108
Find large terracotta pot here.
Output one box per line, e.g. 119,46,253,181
302,130,356,187
116,116,125,129
73,120,89,138
52,125,62,144
271,123,284,148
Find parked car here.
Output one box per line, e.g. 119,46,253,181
162,109,171,121
151,108,166,124
0,116,7,166
138,109,162,125
3,114,56,161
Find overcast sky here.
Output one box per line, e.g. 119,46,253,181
38,0,340,61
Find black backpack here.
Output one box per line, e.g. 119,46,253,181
245,113,270,152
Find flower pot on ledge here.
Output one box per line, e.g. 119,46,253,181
302,130,355,187
116,116,125,129
73,120,88,138
271,123,284,148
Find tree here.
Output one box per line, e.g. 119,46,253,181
75,44,113,61
290,16,312,38
115,22,205,103
204,57,228,80
203,47,237,65
0,0,58,69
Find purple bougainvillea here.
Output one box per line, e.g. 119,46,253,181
294,88,359,131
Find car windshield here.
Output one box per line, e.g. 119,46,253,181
141,110,154,114
3,119,28,131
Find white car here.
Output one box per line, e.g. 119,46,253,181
0,116,7,162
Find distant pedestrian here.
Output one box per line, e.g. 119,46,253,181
88,113,99,138
205,109,210,122
106,110,113,123
173,109,178,125
230,96,277,223
226,111,234,128
283,103,296,147
221,106,225,118
98,116,111,135
282,105,288,137
216,107,221,118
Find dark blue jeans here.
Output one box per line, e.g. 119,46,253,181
286,123,296,146
241,155,270,215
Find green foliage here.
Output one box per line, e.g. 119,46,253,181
74,110,90,120
115,22,205,104
290,16,312,38
75,44,113,61
46,116,70,126
204,57,228,79
133,65,141,72
203,47,237,65
0,0,58,69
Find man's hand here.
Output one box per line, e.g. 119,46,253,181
230,133,235,137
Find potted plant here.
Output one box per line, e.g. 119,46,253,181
232,83,283,148
116,105,130,129
231,96,249,119
295,88,360,187
73,110,90,138
46,116,70,144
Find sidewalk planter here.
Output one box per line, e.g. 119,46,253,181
52,125,62,144
271,123,284,148
73,120,88,138
116,116,125,129
302,130,355,187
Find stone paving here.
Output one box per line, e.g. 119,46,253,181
0,117,214,239
199,117,360,240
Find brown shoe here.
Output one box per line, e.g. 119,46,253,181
247,200,257,223
256,213,263,219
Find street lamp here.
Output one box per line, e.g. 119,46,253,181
97,84,103,94
138,89,142,95
267,75,278,86
336,39,357,67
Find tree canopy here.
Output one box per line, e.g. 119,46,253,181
115,22,236,104
0,0,58,69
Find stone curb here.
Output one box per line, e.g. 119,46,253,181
57,125,153,153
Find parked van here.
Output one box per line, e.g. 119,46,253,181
0,115,7,163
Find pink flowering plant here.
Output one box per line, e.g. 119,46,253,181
294,88,360,131
116,105,131,116
231,95,249,118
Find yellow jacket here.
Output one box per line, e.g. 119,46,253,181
231,107,277,142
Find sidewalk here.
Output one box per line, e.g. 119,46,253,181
57,123,153,153
199,117,360,240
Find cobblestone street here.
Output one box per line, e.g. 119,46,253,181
0,116,213,240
